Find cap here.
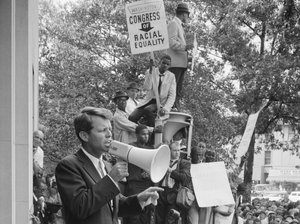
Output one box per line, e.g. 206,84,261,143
126,82,140,90
176,3,190,14
260,210,266,215
113,91,129,102
246,211,253,216
267,211,275,216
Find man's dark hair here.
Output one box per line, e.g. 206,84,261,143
135,124,148,134
74,107,113,144
191,146,201,158
204,150,215,162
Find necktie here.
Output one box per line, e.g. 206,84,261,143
158,74,163,95
113,196,119,222
98,159,106,178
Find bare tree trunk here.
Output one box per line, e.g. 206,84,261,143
243,132,255,203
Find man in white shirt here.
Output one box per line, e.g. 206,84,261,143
125,82,140,115
129,55,176,127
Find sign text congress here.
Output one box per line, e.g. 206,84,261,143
129,12,165,49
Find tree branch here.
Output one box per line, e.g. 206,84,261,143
239,19,260,36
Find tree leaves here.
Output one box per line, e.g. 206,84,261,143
39,0,300,175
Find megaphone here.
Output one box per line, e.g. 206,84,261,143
109,140,170,183
163,112,192,143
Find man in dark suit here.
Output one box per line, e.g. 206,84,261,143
156,141,191,224
55,107,163,224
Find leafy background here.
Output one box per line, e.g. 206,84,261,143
39,0,300,199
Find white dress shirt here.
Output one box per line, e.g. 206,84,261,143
126,97,139,115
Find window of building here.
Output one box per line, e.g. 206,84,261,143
265,151,271,165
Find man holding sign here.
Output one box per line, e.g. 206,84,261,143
129,54,176,127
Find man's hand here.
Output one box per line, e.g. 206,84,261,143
141,171,150,179
158,108,167,117
109,161,129,182
153,125,163,133
137,187,164,207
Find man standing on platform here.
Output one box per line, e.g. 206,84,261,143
167,2,193,109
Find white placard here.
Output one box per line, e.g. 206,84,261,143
191,162,234,207
237,112,260,156
125,0,169,54
237,101,268,156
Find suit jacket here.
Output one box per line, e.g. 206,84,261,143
113,108,137,144
167,16,188,68
55,149,142,224
158,158,191,205
137,67,176,112
170,158,191,189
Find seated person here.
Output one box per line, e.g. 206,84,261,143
129,54,176,127
113,91,138,144
125,82,140,115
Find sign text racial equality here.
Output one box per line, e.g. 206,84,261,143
125,0,169,54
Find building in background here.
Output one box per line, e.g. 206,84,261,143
252,124,300,192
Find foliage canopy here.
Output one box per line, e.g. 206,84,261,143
39,0,300,175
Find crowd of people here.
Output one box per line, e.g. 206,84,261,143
233,195,300,224
32,128,64,224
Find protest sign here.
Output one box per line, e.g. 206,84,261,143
125,0,169,54
237,101,268,156
191,162,234,207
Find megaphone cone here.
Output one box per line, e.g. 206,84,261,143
109,140,170,183
163,112,192,143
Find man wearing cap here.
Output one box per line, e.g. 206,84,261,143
125,82,140,115
167,2,193,109
113,91,139,144
113,90,154,144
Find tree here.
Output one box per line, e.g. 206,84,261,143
40,0,300,193
191,0,300,201
39,0,242,174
